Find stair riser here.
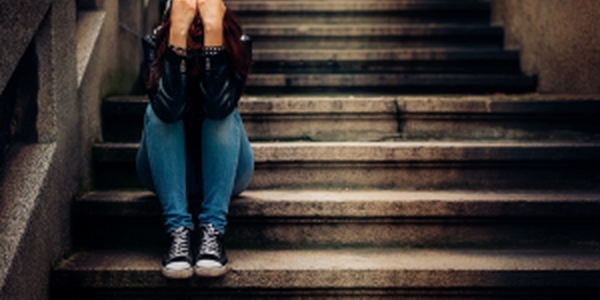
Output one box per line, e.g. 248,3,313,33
93,161,600,190
73,215,600,251
105,113,600,143
251,61,522,74
103,113,400,142
239,14,490,25
51,289,600,300
244,74,535,93
252,37,502,50
102,98,600,143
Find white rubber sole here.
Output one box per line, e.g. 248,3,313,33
194,265,230,277
161,267,194,279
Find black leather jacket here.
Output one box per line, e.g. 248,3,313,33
142,33,250,150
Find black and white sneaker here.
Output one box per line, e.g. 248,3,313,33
195,224,229,277
162,226,193,279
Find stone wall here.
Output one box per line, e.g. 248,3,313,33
0,0,158,299
491,0,600,94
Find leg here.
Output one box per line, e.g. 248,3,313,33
136,104,193,232
199,108,254,232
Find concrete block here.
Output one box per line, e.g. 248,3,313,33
52,249,600,298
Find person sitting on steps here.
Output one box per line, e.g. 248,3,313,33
137,0,253,279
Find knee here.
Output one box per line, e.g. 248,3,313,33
203,110,238,140
144,104,183,132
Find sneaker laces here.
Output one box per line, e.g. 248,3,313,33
169,227,190,258
200,225,220,257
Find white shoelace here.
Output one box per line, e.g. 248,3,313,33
200,226,220,257
169,228,190,258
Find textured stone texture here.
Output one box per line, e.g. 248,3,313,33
78,190,600,218
53,249,600,290
91,141,600,190
226,1,491,12
72,190,600,249
0,1,158,299
0,0,51,95
102,95,600,142
492,0,600,94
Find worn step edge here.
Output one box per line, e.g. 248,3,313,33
77,190,600,218
228,1,490,12
244,24,503,37
93,141,600,163
53,249,600,289
104,94,600,115
246,74,535,88
252,49,519,61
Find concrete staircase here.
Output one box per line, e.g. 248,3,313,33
52,1,600,299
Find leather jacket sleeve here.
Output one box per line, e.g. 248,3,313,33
148,48,188,123
142,34,250,122
199,50,244,120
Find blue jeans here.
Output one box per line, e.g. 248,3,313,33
136,104,254,233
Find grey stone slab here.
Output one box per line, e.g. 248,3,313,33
72,189,600,249
76,10,106,87
53,249,600,289
246,74,535,90
0,1,50,94
226,0,490,12
398,94,600,113
76,190,600,218
252,49,519,62
251,141,600,162
93,141,600,163
92,141,600,189
102,95,600,142
244,24,503,37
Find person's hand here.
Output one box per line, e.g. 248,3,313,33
197,0,226,29
169,0,197,49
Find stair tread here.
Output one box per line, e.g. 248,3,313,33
252,48,519,61
228,0,490,12
104,94,600,114
93,141,600,163
247,74,535,87
77,189,600,218
53,249,600,288
245,24,503,36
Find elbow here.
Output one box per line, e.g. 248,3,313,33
150,90,186,123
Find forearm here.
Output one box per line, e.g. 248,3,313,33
149,48,188,123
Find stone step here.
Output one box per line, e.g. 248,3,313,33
52,249,600,299
245,74,535,93
102,95,600,143
251,49,522,74
230,0,490,25
246,24,503,49
92,141,600,190
227,0,491,13
73,190,600,250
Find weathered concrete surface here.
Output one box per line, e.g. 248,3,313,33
102,95,600,142
88,189,600,217
252,48,520,61
492,0,600,94
92,141,600,190
0,0,51,95
92,141,600,163
0,1,158,299
0,1,78,299
232,0,490,25
53,249,600,291
72,190,600,249
226,1,491,12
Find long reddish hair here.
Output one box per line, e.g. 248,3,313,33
148,8,250,90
